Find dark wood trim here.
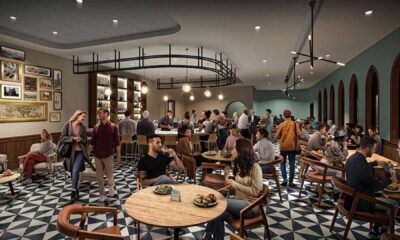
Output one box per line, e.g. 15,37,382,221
323,88,328,123
338,80,345,127
349,74,358,124
382,138,399,163
390,53,400,142
0,132,61,169
365,65,379,131
329,84,335,123
318,91,322,122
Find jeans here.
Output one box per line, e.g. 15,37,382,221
280,151,296,182
71,151,84,191
261,164,274,174
154,175,176,185
206,199,255,240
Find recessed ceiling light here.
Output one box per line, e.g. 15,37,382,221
254,26,261,31
325,54,330,58
365,10,373,16
52,31,58,36
10,16,16,21
112,19,118,24
262,59,267,63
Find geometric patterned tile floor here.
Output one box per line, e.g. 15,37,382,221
1,147,400,239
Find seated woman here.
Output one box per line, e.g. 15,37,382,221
317,129,348,177
350,124,364,148
20,129,55,184
224,124,241,150
204,138,263,240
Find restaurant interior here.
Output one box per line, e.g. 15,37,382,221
1,0,400,239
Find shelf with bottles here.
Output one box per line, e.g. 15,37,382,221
117,77,128,88
97,73,111,85
97,100,112,108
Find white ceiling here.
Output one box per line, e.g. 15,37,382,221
0,0,399,90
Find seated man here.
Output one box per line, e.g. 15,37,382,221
137,135,185,186
253,128,275,174
177,128,206,167
306,123,328,151
345,137,398,235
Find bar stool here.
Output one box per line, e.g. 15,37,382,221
191,134,201,152
134,135,148,159
201,133,217,151
164,135,177,150
121,135,135,159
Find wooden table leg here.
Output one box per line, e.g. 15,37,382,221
8,182,15,195
137,221,140,240
174,228,179,240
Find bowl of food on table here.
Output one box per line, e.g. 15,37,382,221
193,193,218,207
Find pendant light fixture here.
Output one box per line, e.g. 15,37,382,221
189,93,195,101
204,87,212,98
141,68,149,94
218,93,224,100
182,48,191,93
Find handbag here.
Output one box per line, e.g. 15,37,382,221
294,122,302,154
56,138,73,158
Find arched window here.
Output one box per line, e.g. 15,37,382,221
390,53,400,141
349,74,359,124
323,88,328,123
365,66,379,131
338,80,345,127
330,85,335,123
318,91,322,122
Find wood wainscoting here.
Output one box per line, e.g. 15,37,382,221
0,132,61,170
383,139,399,163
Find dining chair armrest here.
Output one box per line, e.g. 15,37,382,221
83,206,119,225
239,194,265,218
326,164,345,172
260,159,281,167
17,154,27,160
374,197,397,212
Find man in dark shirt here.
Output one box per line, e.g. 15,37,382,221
136,110,155,137
137,135,185,186
345,137,397,213
159,110,174,130
87,107,121,202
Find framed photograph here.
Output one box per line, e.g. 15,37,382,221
40,90,52,101
0,46,25,61
1,61,22,82
39,78,52,89
24,92,37,101
24,64,51,77
49,112,61,122
53,69,62,90
53,91,62,110
24,76,37,92
1,84,21,99
0,101,47,122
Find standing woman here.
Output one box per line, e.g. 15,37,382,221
204,138,263,240
60,109,89,201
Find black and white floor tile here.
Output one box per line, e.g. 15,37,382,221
0,144,399,239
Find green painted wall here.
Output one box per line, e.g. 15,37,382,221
254,27,400,140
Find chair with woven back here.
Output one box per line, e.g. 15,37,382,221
330,177,396,240
225,184,271,240
260,155,284,202
181,154,197,184
298,157,344,207
57,204,123,240
200,162,226,190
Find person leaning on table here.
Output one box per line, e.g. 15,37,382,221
137,134,185,186
203,138,263,240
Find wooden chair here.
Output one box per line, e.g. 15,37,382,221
191,134,201,152
200,162,226,190
381,233,400,240
78,158,97,189
18,143,58,178
201,133,217,151
226,184,271,240
121,134,135,159
229,233,244,240
57,204,123,240
181,155,197,184
164,135,177,150
330,177,396,240
298,157,344,207
261,155,284,202
134,135,148,159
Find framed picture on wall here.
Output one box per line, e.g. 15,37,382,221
0,101,47,122
53,69,62,90
49,112,61,122
1,84,21,99
39,78,52,89
40,90,52,101
24,92,37,101
53,91,62,110
1,61,22,82
0,46,25,61
24,64,51,77
24,76,37,92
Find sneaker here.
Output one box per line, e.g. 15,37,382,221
289,182,296,187
281,181,287,186
22,178,32,184
109,186,115,197
99,195,106,202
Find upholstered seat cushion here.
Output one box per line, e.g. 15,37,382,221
305,171,332,182
33,162,48,170
227,213,264,230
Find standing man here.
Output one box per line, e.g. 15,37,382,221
87,108,121,202
238,109,250,139
159,110,174,130
137,110,155,137
248,109,260,144
118,110,136,138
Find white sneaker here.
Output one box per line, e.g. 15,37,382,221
99,195,106,202
109,186,115,197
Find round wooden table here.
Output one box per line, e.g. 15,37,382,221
202,152,235,179
0,172,21,195
125,184,227,240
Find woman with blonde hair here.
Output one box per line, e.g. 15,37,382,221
59,109,89,202
21,129,55,184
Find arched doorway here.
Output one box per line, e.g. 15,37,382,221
338,80,345,127
323,88,328,123
391,53,400,141
318,91,322,122
225,101,246,118
329,85,335,123
349,74,359,124
365,66,379,131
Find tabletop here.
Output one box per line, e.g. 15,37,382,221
347,150,397,165
0,172,21,184
155,128,204,136
201,152,235,162
125,184,227,228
